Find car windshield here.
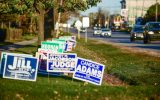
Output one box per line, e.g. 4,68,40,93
102,29,110,31
94,27,101,30
148,23,160,30
133,27,143,32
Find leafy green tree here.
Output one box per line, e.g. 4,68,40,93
143,3,160,24
0,0,101,45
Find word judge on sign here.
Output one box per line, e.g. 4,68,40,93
47,53,77,73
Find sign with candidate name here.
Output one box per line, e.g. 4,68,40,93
52,39,67,52
3,54,38,81
47,53,77,73
73,57,105,85
0,52,32,75
41,41,64,53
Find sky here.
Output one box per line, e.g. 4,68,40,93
81,0,121,16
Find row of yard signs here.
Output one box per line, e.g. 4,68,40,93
0,36,105,85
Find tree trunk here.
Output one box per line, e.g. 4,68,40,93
37,9,45,46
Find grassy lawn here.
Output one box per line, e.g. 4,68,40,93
0,38,160,100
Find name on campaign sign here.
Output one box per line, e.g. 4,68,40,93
73,57,105,85
0,52,32,75
3,54,38,81
47,53,77,73
52,39,67,52
41,41,64,53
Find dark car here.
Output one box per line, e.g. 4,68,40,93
143,22,160,43
130,25,144,42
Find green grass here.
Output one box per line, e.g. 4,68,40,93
0,38,160,100
0,76,159,100
76,39,160,86
22,34,37,40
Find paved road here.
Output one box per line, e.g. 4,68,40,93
73,28,160,52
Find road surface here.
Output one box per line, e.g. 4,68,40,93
72,28,160,52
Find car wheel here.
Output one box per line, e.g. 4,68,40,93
143,34,150,44
130,37,135,42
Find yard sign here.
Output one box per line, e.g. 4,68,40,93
36,49,61,76
73,57,105,85
3,53,38,81
41,41,64,53
0,52,32,75
47,53,77,73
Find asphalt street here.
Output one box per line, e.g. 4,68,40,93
72,28,160,52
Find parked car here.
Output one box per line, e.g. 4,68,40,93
100,28,112,37
130,25,144,42
143,22,160,43
80,27,86,33
93,27,101,36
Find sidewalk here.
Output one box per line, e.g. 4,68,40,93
0,38,38,51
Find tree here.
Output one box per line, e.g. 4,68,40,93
143,3,160,24
0,0,101,45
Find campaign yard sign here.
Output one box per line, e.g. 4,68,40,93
59,36,76,41
47,53,77,73
52,39,67,52
41,41,64,53
36,49,61,76
73,57,105,85
3,54,38,81
37,49,48,74
59,36,77,48
0,52,32,75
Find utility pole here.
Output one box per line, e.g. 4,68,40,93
141,0,145,17
156,0,158,22
136,0,137,18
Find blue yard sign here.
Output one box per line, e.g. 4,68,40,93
3,54,38,81
0,52,32,75
47,53,77,73
73,57,105,85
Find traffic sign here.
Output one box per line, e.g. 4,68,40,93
82,17,90,28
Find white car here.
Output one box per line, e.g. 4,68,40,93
93,27,101,36
100,28,112,37
80,28,86,33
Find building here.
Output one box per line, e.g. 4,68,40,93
126,0,160,25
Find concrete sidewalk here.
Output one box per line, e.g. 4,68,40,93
0,38,38,51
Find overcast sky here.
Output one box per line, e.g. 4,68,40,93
81,0,121,15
